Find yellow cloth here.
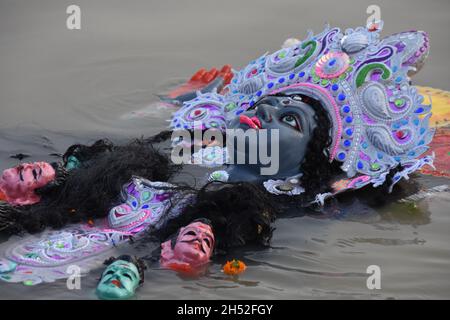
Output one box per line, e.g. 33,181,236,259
417,86,450,178
418,86,450,128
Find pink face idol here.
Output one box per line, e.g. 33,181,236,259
160,221,215,271
0,162,56,205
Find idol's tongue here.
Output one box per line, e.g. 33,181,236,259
239,115,262,129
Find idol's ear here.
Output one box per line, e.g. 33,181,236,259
381,30,429,77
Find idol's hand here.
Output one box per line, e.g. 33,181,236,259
162,65,233,105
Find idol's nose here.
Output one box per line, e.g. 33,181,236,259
255,104,274,123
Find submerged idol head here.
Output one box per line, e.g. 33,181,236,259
96,255,144,300
228,93,323,180
171,22,434,201
0,162,56,205
160,219,215,272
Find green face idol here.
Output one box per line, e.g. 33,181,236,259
96,260,140,300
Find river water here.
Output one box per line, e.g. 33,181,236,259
0,0,449,299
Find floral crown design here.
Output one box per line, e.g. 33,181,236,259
170,20,434,191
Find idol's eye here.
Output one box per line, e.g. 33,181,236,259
280,114,300,131
104,270,115,276
204,238,211,248
122,273,133,281
185,231,196,236
247,103,257,111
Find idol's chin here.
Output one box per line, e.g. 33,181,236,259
177,248,205,264
227,161,302,183
226,164,268,183
96,286,132,300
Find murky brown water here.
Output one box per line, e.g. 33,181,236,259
1,0,449,299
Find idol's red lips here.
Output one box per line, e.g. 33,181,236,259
111,279,122,288
239,115,262,129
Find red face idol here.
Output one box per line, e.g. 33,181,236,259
0,162,56,205
160,221,215,272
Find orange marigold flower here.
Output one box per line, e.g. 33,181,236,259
223,259,247,276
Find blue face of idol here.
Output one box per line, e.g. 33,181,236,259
227,94,318,181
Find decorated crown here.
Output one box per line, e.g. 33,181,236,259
170,20,434,192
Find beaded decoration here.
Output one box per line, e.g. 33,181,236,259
109,177,185,232
0,228,131,285
191,146,229,167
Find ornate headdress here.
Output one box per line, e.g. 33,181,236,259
170,20,434,198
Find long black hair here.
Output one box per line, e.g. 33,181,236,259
291,95,342,199
153,181,277,252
